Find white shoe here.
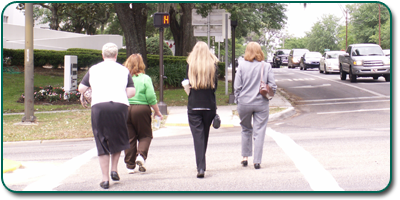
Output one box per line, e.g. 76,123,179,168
127,168,135,174
136,155,146,172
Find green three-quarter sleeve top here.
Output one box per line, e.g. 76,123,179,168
128,73,158,105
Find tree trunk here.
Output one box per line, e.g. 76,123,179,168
169,3,196,56
114,3,148,66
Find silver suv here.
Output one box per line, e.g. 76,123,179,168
339,44,390,82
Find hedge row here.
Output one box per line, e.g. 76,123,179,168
3,48,226,87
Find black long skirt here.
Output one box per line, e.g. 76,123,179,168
91,102,130,156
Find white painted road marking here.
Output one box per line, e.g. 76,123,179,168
291,84,331,89
317,108,390,115
266,128,344,191
300,99,390,106
298,96,390,103
295,70,387,97
23,148,97,191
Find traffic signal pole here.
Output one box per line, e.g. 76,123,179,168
154,13,170,115
158,27,167,115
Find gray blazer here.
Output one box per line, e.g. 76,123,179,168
234,60,277,105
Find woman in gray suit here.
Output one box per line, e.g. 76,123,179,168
234,42,277,169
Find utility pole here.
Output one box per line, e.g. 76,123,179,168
339,4,348,48
379,4,381,46
22,3,36,123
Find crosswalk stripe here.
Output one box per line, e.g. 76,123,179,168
267,128,344,191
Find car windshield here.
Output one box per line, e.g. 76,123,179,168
277,50,290,55
327,52,345,59
294,49,309,56
305,52,322,58
352,46,384,56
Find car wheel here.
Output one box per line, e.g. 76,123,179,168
384,74,390,82
349,67,357,83
324,65,329,74
340,67,346,80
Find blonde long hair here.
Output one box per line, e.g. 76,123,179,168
186,41,219,89
123,54,146,76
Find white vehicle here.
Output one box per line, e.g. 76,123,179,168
319,51,347,74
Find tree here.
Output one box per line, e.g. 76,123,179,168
168,3,197,56
18,3,66,30
60,3,112,35
283,37,307,49
349,3,390,46
114,3,148,66
305,14,341,53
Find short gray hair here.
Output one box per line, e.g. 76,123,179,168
102,43,118,58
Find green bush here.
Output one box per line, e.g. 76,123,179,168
146,36,173,56
3,48,225,87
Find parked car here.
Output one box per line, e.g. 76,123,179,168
299,52,322,70
272,49,290,68
288,49,310,69
319,51,347,74
338,43,390,82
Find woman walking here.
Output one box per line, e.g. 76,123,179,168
186,41,219,178
78,43,136,189
123,54,163,174
234,42,277,169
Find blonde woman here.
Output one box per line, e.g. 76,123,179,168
186,41,219,178
234,42,277,169
123,54,163,174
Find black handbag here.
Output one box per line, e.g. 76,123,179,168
212,114,221,129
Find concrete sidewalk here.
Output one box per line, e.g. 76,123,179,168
164,90,295,128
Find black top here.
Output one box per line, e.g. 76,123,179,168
186,64,218,112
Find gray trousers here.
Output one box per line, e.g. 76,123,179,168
237,104,269,164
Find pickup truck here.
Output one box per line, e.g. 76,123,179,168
338,44,390,82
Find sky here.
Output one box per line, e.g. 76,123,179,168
284,3,348,38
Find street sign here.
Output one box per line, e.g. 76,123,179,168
154,12,170,28
192,9,230,39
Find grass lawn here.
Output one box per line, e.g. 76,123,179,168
3,111,93,142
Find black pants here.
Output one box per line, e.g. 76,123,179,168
188,110,216,171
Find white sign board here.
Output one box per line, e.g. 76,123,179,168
192,9,230,39
64,55,78,99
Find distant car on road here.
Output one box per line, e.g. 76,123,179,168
288,49,310,69
299,52,322,70
319,51,347,74
272,49,290,68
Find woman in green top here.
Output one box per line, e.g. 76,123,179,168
123,54,163,174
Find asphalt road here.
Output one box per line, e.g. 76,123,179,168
2,67,391,193
269,67,391,191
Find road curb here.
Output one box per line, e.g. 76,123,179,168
269,107,296,122
3,159,22,173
